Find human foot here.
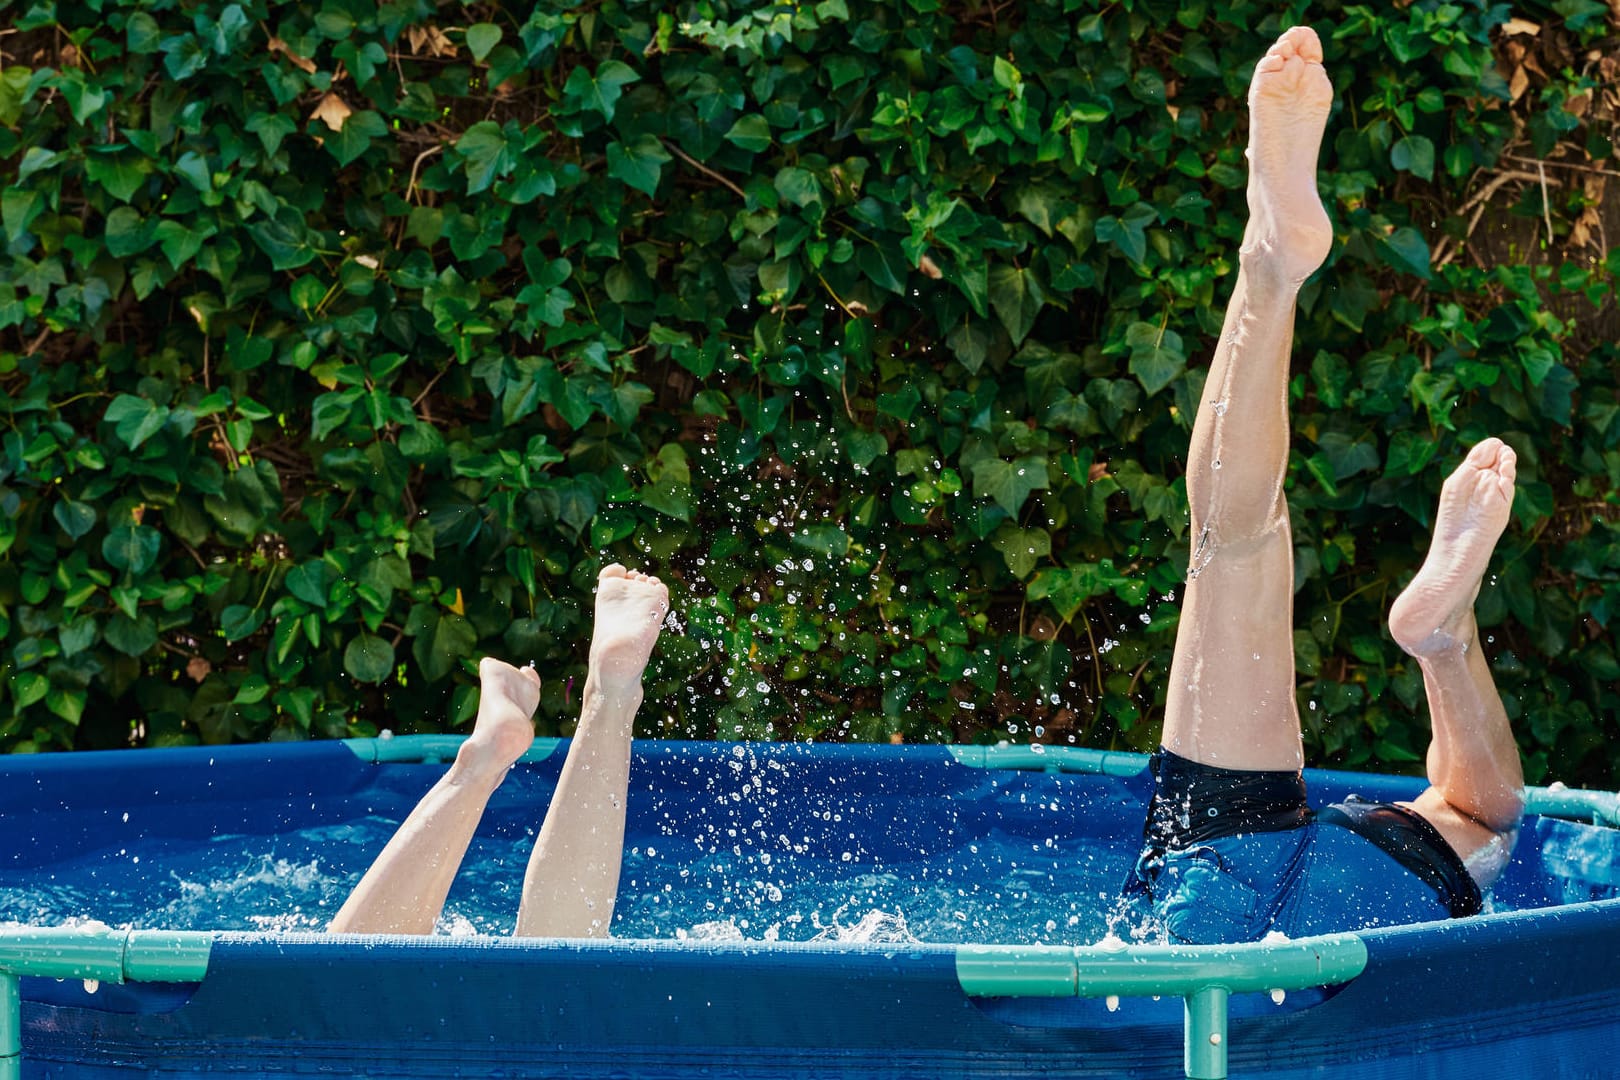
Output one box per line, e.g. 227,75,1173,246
456,658,540,778
1242,26,1334,284
1389,438,1516,658
588,564,671,696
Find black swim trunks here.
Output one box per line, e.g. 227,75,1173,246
1122,749,1483,942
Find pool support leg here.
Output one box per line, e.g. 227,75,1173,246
1,973,19,1080
1184,985,1229,1079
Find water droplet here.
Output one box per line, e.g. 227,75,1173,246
1105,995,1120,1012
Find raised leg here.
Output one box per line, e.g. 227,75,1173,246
328,659,538,934
1389,439,1525,885
513,564,670,938
1160,27,1334,770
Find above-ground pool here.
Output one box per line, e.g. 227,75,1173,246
2,737,1618,1079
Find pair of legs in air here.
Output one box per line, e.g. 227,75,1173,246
334,30,1526,943
328,565,670,937
1138,26,1524,940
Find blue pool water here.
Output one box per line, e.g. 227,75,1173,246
0,809,1552,947
0,815,1125,944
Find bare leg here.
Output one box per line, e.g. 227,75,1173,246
513,564,670,938
1389,439,1525,885
329,659,538,934
1160,27,1334,770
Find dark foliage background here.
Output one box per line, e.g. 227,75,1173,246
1,0,1617,786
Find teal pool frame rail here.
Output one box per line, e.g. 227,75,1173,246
0,928,212,1080
957,934,1369,1079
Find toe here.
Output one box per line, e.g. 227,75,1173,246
600,563,628,580
1466,438,1501,467
1288,26,1323,63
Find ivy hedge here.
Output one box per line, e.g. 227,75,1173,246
1,0,1617,786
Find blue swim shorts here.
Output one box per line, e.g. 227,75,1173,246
1121,749,1482,944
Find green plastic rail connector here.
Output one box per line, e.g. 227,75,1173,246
344,733,563,765
0,927,213,1080
1524,785,1620,827
957,933,1369,1080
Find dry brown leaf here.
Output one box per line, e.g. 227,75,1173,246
1088,461,1109,482
405,25,457,58
312,93,352,132
268,35,318,74
1501,17,1541,36
1509,64,1530,103
1570,208,1598,249
186,657,213,683
1565,91,1592,119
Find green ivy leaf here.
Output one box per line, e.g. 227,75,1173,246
104,613,158,657
792,524,850,558
606,134,671,196
246,112,298,156
991,523,1051,579
1094,202,1156,265
1026,641,1072,699
1124,321,1186,396
1390,135,1435,180
465,22,502,62
775,167,822,208
344,633,395,684
325,109,389,167
220,605,266,641
724,114,772,153
971,455,1050,516
988,264,1045,345
286,561,330,608
53,499,97,540
855,240,907,296
562,60,640,122
247,208,320,270
408,608,475,682
457,121,513,195
85,150,149,202
1378,226,1431,280
104,206,158,257
59,617,100,658
12,672,48,708
103,393,171,449
101,524,162,575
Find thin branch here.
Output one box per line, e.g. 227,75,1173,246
1503,152,1620,180
1537,160,1554,247
405,144,443,204
662,140,746,198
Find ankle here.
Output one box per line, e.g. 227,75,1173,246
452,738,520,787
